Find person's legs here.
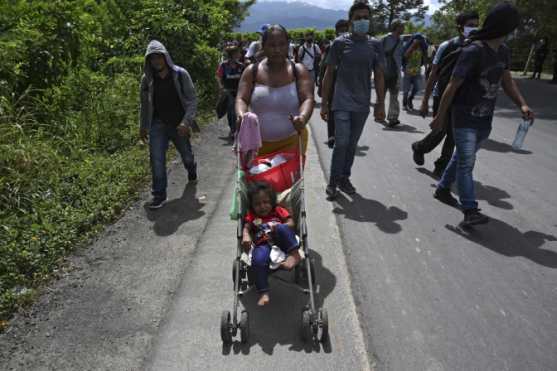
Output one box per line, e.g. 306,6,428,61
329,111,351,185
453,127,480,210
402,74,411,108
251,244,272,304
387,80,401,124
326,100,336,148
272,224,300,270
169,126,197,180
343,111,369,180
226,92,236,135
412,96,445,164
149,120,170,200
434,118,455,175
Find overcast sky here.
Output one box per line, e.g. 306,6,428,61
257,0,441,13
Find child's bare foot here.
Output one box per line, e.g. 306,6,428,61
257,293,270,306
280,250,301,271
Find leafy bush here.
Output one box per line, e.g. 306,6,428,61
0,0,251,323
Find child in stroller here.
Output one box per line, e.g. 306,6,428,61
242,181,302,306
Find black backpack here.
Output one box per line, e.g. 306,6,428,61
435,39,468,97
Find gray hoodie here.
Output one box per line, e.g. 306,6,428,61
140,40,197,130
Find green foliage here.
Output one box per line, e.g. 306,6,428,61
0,0,251,322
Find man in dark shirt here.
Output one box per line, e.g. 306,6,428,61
412,11,480,176
430,2,534,227
140,40,198,209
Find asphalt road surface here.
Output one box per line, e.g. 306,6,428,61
311,76,557,371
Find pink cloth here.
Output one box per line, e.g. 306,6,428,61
237,112,262,153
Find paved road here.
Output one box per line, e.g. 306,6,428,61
312,77,557,371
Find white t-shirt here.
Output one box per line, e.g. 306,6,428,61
298,42,320,71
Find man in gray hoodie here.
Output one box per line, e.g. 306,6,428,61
140,40,198,209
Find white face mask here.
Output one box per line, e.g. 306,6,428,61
463,26,479,38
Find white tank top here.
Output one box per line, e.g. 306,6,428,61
250,82,299,142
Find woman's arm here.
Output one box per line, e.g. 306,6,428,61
290,63,315,132
235,64,256,125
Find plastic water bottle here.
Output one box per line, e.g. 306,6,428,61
512,119,533,150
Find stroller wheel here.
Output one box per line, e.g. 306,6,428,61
319,308,329,343
220,310,232,344
240,310,249,344
301,309,313,342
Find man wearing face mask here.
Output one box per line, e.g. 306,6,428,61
430,1,534,226
320,0,386,199
140,40,198,209
297,31,321,85
411,11,480,177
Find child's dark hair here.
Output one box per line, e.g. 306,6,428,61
247,181,277,209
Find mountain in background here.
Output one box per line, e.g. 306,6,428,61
236,1,432,33
236,1,345,32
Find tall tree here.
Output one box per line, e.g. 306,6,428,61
372,0,429,30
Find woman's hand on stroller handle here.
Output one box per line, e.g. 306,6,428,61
289,114,307,133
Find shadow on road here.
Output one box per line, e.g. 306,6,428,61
224,250,336,355
481,138,532,155
417,168,514,210
382,123,424,134
332,193,407,234
355,145,370,157
446,218,557,268
144,182,206,236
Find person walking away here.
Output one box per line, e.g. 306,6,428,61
431,2,534,226
139,40,198,209
246,24,271,64
216,45,245,139
381,19,405,127
297,31,321,86
318,19,350,148
402,33,427,111
412,11,480,176
320,1,386,199
531,38,548,79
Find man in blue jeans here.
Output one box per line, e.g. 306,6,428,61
431,2,534,226
140,40,198,209
320,0,386,199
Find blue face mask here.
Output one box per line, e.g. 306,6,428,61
352,19,370,35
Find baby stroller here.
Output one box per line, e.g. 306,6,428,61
220,134,329,345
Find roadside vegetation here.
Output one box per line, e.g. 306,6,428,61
0,0,252,326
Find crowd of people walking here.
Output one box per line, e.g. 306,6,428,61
139,0,536,229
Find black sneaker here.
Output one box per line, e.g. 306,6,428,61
388,119,401,127
148,196,167,209
407,101,414,111
187,163,197,182
326,183,338,199
327,137,335,149
338,178,356,195
411,142,425,166
434,187,459,208
462,208,489,226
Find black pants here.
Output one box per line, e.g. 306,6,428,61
532,59,545,79
413,96,455,169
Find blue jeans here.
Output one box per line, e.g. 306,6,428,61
251,224,299,293
438,126,492,210
226,91,236,133
329,110,369,183
149,119,195,198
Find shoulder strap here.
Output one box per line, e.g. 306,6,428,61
250,62,259,96
290,60,303,104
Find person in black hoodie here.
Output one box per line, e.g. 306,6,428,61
430,2,535,227
139,40,198,209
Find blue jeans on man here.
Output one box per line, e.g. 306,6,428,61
251,224,299,292
149,119,196,199
329,110,369,184
438,126,491,210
